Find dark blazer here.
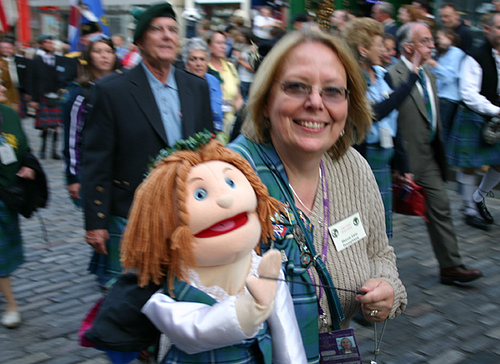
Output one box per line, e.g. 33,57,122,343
29,54,78,102
81,65,214,230
14,55,31,94
387,60,448,181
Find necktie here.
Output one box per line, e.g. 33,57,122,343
418,69,435,141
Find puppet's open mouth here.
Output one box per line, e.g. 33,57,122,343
194,212,249,238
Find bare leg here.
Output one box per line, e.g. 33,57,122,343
0,277,18,313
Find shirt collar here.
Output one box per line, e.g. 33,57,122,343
141,62,177,90
401,55,418,72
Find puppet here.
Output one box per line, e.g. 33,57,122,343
120,139,306,363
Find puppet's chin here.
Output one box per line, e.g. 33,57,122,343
194,212,249,239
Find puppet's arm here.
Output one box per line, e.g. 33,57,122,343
141,250,282,355
142,294,254,354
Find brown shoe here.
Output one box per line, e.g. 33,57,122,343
440,265,483,285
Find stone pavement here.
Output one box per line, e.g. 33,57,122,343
1,117,499,364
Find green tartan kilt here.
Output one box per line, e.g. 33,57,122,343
446,106,500,168
365,144,394,239
0,199,24,277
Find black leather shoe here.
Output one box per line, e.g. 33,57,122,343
475,199,494,224
464,214,490,231
440,265,483,285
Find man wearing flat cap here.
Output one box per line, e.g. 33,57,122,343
81,2,213,285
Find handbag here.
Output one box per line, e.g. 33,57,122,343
0,176,42,218
482,116,500,145
80,273,162,352
393,180,428,221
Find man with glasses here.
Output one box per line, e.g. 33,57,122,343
387,22,483,285
81,2,213,285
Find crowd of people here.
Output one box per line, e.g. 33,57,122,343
0,1,499,363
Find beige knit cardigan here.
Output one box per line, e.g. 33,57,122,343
308,148,407,331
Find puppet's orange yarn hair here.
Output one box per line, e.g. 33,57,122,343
121,140,283,289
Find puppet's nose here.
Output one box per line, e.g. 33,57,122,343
216,194,234,208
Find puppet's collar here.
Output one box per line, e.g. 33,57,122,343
188,251,261,302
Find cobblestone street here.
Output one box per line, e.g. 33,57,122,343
1,117,499,363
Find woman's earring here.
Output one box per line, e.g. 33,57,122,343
340,130,345,137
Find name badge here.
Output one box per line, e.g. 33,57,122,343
329,212,366,252
319,328,362,363
56,65,66,72
379,127,394,149
0,143,17,165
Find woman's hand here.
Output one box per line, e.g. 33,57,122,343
16,166,35,180
355,278,395,322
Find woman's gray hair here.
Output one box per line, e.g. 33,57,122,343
181,37,210,65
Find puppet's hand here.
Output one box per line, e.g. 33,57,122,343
246,249,281,306
235,250,281,336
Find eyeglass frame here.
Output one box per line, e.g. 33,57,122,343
277,80,350,104
409,37,435,47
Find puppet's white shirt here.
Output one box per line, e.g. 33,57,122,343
141,251,306,363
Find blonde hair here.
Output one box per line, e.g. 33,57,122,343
241,27,372,160
121,140,283,289
343,17,384,60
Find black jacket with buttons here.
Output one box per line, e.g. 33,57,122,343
81,65,213,230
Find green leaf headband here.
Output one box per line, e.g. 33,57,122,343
147,129,215,173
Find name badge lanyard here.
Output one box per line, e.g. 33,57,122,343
254,144,388,363
255,144,345,329
307,160,330,323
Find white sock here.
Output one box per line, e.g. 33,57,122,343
457,171,478,216
473,168,500,203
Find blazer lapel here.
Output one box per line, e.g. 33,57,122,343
128,66,168,145
394,61,428,122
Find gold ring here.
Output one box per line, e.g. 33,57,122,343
370,309,379,317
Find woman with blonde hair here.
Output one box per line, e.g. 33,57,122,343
231,27,407,362
344,17,418,238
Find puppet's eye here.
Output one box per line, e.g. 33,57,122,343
225,178,235,188
194,188,207,200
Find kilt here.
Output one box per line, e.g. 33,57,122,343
34,96,63,130
447,105,500,168
18,92,29,119
365,144,395,239
0,199,24,277
88,215,127,286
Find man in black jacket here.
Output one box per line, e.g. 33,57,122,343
81,2,214,284
28,35,78,159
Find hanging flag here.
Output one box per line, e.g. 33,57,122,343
0,0,18,33
68,0,109,52
17,0,31,46
82,0,109,36
68,0,82,52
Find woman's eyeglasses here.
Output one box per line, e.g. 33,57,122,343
278,81,349,104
